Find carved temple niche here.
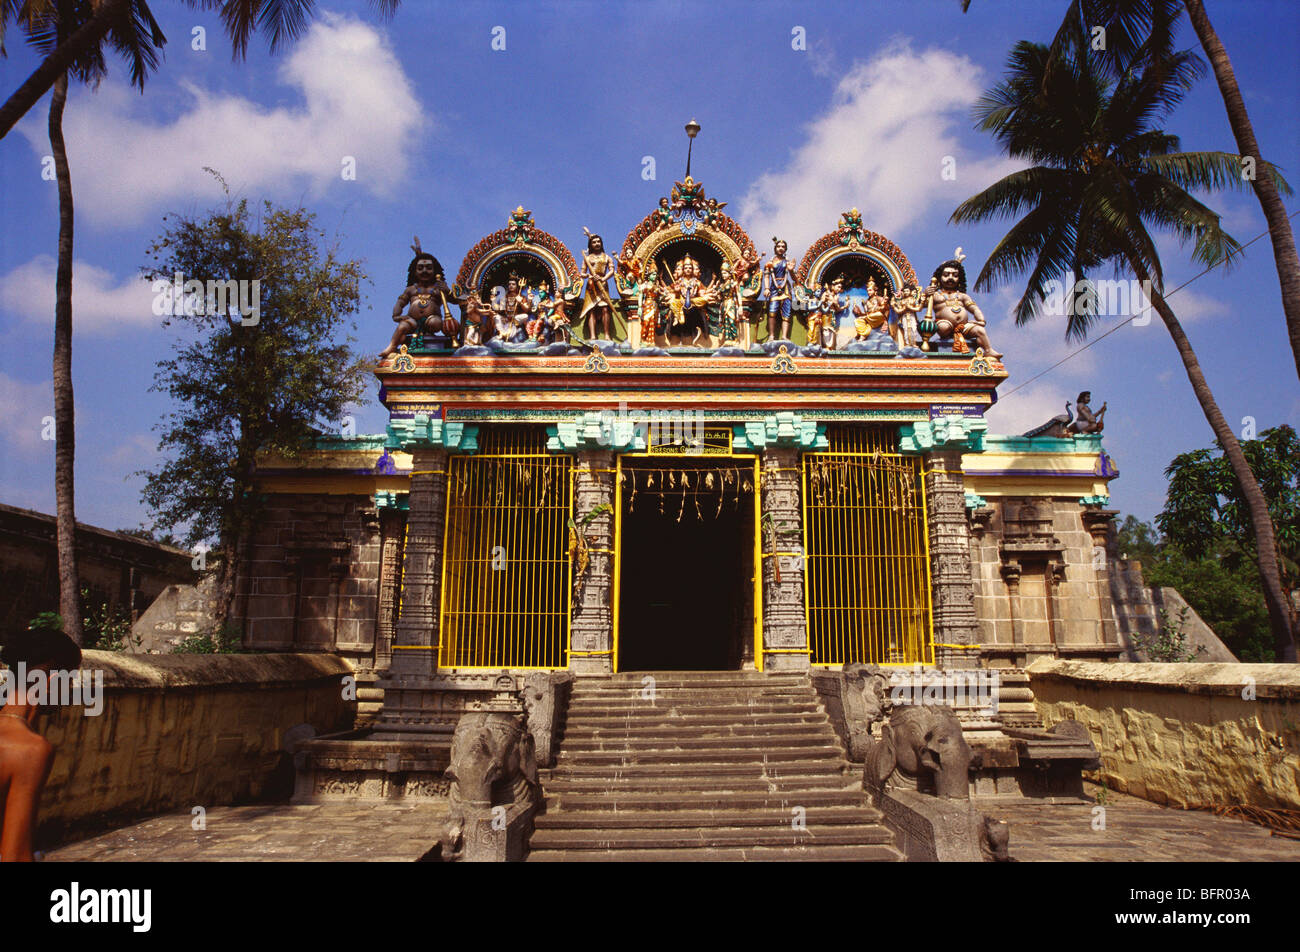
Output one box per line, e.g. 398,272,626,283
997,500,1066,657
286,539,352,650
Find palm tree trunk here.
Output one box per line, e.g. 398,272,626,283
1136,263,1297,661
49,73,83,645
1184,0,1300,382
0,0,129,143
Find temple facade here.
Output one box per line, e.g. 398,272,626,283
233,181,1126,728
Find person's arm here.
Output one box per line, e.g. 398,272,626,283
964,295,987,326
1,736,54,862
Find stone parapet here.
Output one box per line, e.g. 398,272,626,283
1027,659,1300,810
25,651,354,846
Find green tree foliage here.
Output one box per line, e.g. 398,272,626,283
1158,424,1299,636
139,194,369,626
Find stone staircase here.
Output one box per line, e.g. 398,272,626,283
527,671,903,861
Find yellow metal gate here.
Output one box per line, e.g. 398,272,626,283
802,426,934,665
439,427,572,669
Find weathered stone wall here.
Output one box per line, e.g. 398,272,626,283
29,651,355,845
970,497,1120,666
1109,560,1236,662
0,502,195,632
1027,659,1300,810
234,493,388,668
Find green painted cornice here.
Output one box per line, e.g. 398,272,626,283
899,414,988,453
731,412,828,451
384,414,478,453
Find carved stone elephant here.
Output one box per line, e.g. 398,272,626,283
438,712,539,861
866,705,976,800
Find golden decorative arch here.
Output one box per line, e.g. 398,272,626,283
796,208,917,292
453,208,579,297
620,178,757,270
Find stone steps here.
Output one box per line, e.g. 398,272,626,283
527,844,903,862
530,670,902,862
535,805,882,829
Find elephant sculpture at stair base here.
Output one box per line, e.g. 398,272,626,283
437,711,540,862
865,704,977,799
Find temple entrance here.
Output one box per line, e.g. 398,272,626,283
614,456,760,671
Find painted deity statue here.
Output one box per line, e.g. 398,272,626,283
1067,391,1106,434
382,248,459,357
891,280,925,349
578,231,619,340
653,197,673,231
493,277,533,342
633,265,660,349
923,258,1001,357
732,248,764,348
761,238,796,341
810,276,846,350
710,261,743,346
526,284,570,344
852,277,891,340
462,290,496,347
664,255,709,346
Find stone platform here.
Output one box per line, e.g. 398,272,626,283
41,783,1300,862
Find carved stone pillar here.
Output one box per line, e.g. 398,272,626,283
372,415,477,738
373,506,405,670
901,415,987,670
760,446,809,672
1082,507,1120,649
922,449,980,670
373,448,448,736
570,450,616,675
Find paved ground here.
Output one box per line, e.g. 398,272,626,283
44,783,1299,862
975,783,1300,862
44,801,450,862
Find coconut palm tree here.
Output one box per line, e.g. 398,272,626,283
951,34,1297,661
18,0,165,643
1045,0,1300,382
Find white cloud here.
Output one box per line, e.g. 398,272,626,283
18,14,424,224
0,372,54,459
0,255,157,333
738,43,1021,257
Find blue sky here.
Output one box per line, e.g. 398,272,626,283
1,0,1298,536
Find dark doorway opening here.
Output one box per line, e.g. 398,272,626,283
617,460,757,671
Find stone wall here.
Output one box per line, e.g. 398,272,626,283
1109,560,1236,662
970,497,1120,666
30,651,355,845
0,502,195,632
233,493,393,669
1027,659,1300,810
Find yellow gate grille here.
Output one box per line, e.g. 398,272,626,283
802,426,934,665
439,427,571,669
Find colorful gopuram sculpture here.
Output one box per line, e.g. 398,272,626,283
921,254,1001,358
376,192,1006,365
578,230,619,341
380,239,458,358
761,238,797,342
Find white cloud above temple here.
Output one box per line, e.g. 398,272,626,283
0,255,157,333
16,13,424,225
738,43,1022,256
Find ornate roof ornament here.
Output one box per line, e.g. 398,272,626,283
505,206,535,245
